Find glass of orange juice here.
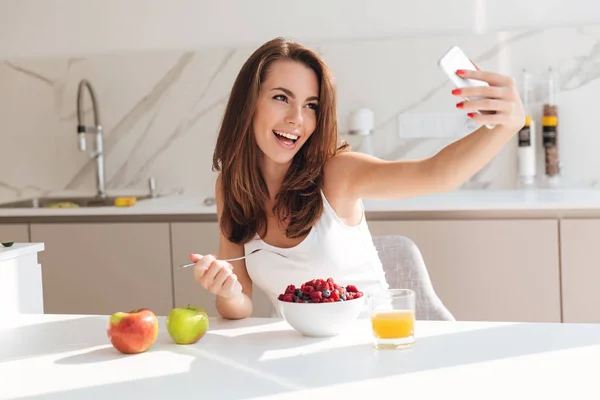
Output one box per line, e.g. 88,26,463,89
369,289,416,349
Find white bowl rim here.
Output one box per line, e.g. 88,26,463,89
277,297,365,305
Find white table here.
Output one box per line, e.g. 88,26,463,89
0,243,44,318
2,314,600,399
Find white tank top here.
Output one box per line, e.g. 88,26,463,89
244,190,389,317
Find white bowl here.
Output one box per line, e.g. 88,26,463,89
277,296,366,337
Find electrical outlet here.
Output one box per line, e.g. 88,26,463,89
398,112,478,139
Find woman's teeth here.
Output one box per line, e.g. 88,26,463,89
273,130,298,142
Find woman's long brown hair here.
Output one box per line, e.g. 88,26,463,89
213,37,348,245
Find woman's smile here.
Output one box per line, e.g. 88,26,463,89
273,129,300,149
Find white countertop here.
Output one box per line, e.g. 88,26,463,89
363,187,600,212
1,188,600,219
1,314,599,399
0,242,44,262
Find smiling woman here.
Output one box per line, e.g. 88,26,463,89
210,38,349,248
189,36,526,321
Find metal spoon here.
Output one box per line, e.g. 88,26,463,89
177,248,287,269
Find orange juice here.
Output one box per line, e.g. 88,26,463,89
370,310,415,339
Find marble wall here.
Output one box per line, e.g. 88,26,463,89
2,24,600,203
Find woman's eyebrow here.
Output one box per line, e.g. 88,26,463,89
271,86,319,102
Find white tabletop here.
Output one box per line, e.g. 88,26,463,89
2,314,600,399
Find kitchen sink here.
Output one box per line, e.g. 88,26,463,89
0,195,156,209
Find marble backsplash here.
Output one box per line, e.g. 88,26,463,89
2,24,600,203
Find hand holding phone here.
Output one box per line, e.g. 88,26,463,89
438,46,494,129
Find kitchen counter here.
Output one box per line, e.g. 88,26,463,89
2,188,600,223
1,314,599,399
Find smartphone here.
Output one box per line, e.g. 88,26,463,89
438,45,494,129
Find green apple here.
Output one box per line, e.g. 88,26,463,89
166,305,209,344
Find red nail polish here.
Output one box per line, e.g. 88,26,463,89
456,102,463,108
467,113,475,118
456,69,465,75
452,89,461,95
189,253,194,260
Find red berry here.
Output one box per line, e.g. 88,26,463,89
330,291,340,301
311,297,321,303
322,298,334,303
285,284,296,294
334,284,342,290
310,291,323,300
355,291,364,298
346,285,359,293
295,297,305,303
278,294,284,301
283,293,294,302
327,277,334,284
302,286,315,295
346,293,355,300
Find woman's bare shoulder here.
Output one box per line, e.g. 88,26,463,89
322,151,362,192
322,151,364,224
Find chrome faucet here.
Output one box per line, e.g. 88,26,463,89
76,79,106,198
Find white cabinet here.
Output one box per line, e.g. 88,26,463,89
30,223,173,316
368,219,561,323
559,219,600,323
0,242,44,318
171,222,273,317
170,222,221,317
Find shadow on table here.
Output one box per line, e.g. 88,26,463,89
52,326,309,366
0,315,280,364
32,355,297,400
207,317,285,331
33,330,308,400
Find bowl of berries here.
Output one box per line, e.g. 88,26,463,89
276,277,365,337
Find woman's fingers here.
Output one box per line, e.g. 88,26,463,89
456,68,515,88
466,110,522,126
192,254,214,283
452,85,513,100
190,254,241,298
194,257,236,295
222,274,242,296
209,267,231,294
200,261,223,289
457,98,514,113
450,67,525,131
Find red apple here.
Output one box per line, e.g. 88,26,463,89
106,308,159,354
